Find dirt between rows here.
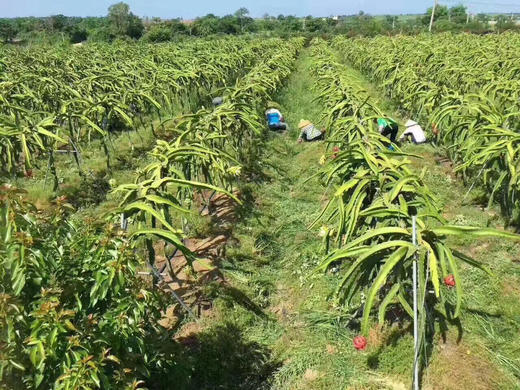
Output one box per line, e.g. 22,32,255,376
152,190,240,330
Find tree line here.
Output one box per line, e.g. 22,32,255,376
1,2,519,45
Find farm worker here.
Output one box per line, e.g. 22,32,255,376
399,120,427,144
212,96,224,107
377,117,399,143
265,102,288,131
297,120,325,143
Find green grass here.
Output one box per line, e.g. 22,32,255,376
175,47,520,390
171,50,413,390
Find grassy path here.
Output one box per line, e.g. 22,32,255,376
171,48,520,390
173,50,410,390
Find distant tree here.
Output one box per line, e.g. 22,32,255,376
234,7,249,19
496,14,518,32
219,15,240,34
282,15,303,32
404,17,426,33
170,19,188,35
335,12,384,37
0,19,18,42
449,5,467,24
69,27,88,43
143,24,172,42
88,26,114,42
422,5,449,25
433,19,460,32
18,17,47,33
127,13,144,38
80,16,109,31
50,14,67,31
357,11,373,22
464,20,488,33
476,13,490,23
108,2,143,39
306,17,328,33
234,7,252,32
108,2,131,35
385,15,398,29
0,5,501,44
192,14,220,36
256,16,278,32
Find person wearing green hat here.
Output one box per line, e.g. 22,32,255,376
265,101,288,131
377,117,399,142
297,120,325,143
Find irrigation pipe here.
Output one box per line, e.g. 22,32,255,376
147,263,199,322
138,271,167,277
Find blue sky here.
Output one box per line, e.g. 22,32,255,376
1,0,520,18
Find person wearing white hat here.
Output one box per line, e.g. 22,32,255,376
297,120,325,143
212,96,224,107
399,119,427,144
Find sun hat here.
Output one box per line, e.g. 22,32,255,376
212,96,224,106
298,119,312,129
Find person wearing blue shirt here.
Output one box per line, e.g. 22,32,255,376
265,102,288,131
